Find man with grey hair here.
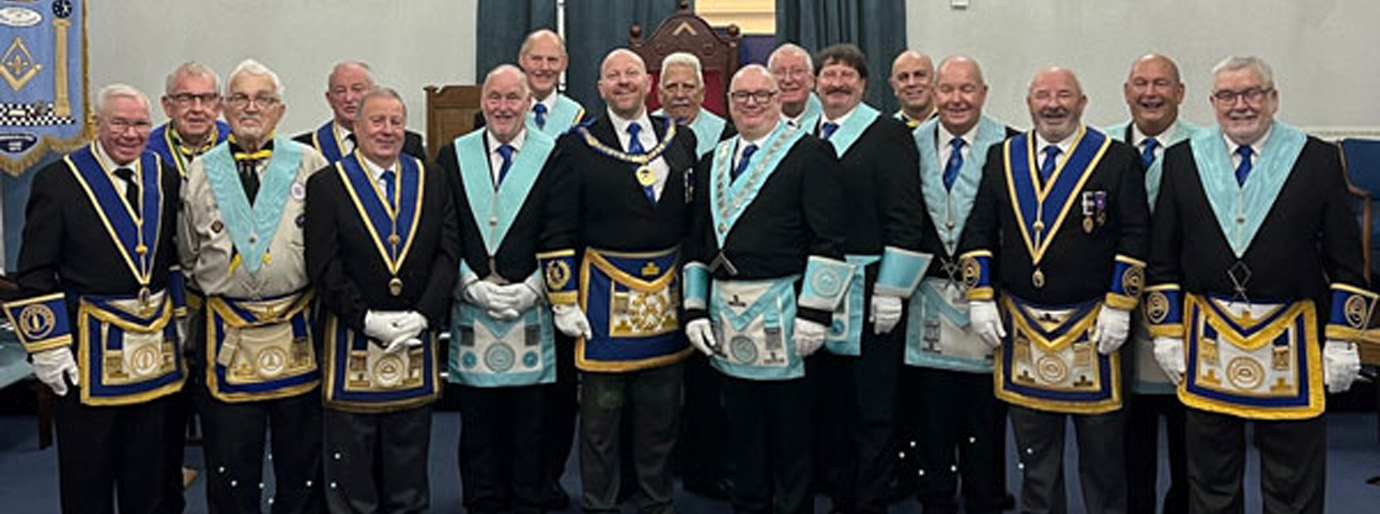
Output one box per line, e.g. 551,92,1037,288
436,63,563,514
293,60,425,163
519,29,586,136
4,83,183,512
307,85,458,513
1147,55,1370,513
653,52,734,157
960,66,1148,513
888,50,936,127
768,43,823,129
180,58,329,513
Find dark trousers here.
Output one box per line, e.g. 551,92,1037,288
545,332,579,499
811,321,905,514
162,371,194,512
722,375,813,514
676,353,732,496
323,405,433,514
1009,404,1127,514
579,362,684,513
54,387,177,514
912,368,1007,514
199,389,323,514
457,384,549,514
1184,408,1325,514
1125,393,1187,514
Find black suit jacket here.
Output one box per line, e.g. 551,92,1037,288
823,115,928,257
304,154,460,332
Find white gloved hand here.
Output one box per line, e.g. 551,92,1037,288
870,294,903,335
969,300,1006,349
1152,336,1186,385
393,311,428,340
794,319,827,357
1323,340,1362,393
464,281,511,311
176,316,189,345
685,318,718,356
382,337,422,355
364,310,408,343
552,304,593,339
31,347,80,397
496,283,540,314
1093,306,1132,355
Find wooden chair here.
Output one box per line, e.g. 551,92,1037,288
629,0,741,118
423,85,483,163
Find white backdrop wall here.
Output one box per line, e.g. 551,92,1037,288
906,0,1380,137
88,0,478,137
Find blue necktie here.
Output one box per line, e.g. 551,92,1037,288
1235,145,1253,186
627,122,655,203
496,144,514,187
732,144,758,183
1039,146,1061,182
821,121,839,140
943,137,965,191
1141,138,1159,170
532,103,548,129
381,169,397,209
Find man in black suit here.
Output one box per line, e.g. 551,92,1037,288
1147,55,1371,514
305,87,459,513
537,47,697,514
5,84,184,514
960,66,1149,514
807,43,930,514
293,61,425,163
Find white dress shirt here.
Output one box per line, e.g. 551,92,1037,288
608,108,669,200
485,128,527,186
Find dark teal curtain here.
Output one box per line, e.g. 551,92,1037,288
476,0,683,115
776,0,908,113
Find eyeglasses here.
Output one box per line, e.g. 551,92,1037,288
1212,87,1272,104
168,92,220,107
772,67,811,80
226,94,281,109
729,90,778,104
105,118,153,134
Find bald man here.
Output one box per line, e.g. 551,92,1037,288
293,60,425,162
538,48,698,513
1104,53,1199,514
960,67,1148,513
889,50,937,127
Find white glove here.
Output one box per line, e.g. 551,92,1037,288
870,294,903,335
31,347,80,397
393,311,428,340
176,316,189,345
552,304,593,339
686,318,718,356
382,337,422,355
1152,336,1186,385
969,300,1005,349
363,310,408,343
1093,306,1132,355
464,281,510,311
1323,340,1362,393
794,319,827,357
494,283,540,314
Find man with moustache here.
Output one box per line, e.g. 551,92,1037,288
1147,56,1369,514
538,48,697,513
5,84,183,514
293,61,425,163
889,50,937,127
1104,53,1199,514
436,64,562,514
960,67,1148,514
682,64,850,514
653,52,735,158
810,43,930,514
180,59,329,513
904,56,1018,514
306,86,457,513
769,43,823,130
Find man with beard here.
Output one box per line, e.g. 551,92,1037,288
769,43,823,130
538,48,697,514
682,64,849,514
653,52,735,157
293,61,425,163
903,56,1018,514
180,59,329,513
1103,53,1199,514
889,50,937,127
810,43,930,514
306,86,457,512
5,84,183,514
960,67,1148,514
1148,55,1369,514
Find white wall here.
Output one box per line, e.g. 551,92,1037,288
88,0,477,137
906,0,1380,137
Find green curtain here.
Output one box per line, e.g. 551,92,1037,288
476,0,683,115
776,0,908,113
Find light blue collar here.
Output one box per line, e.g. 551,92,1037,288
1188,121,1305,258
